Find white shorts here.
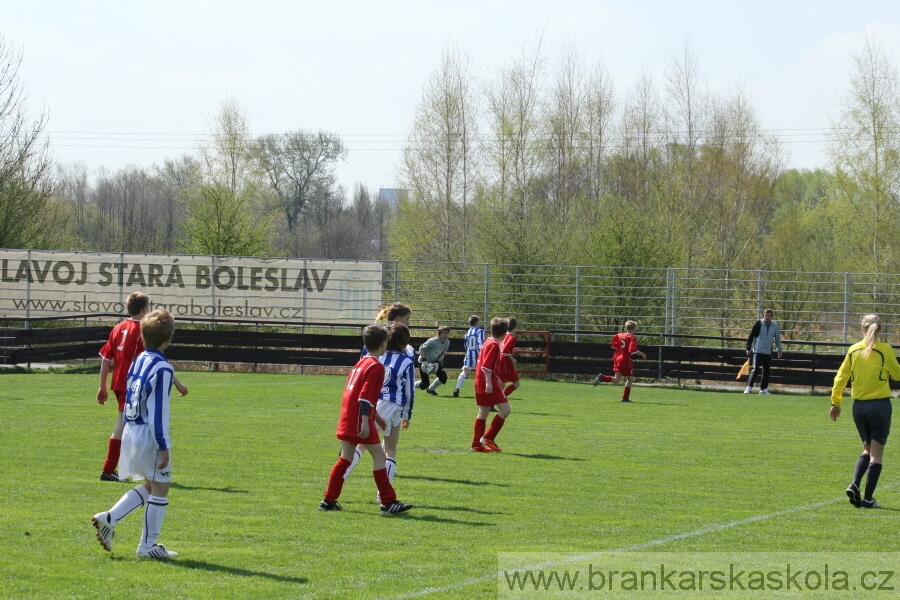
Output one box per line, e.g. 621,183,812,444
119,423,173,483
376,402,402,436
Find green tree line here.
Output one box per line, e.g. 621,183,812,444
1,32,898,293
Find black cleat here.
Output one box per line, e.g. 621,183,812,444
100,471,120,482
489,405,498,412
621,398,633,403
860,498,881,509
592,373,603,386
846,484,862,507
427,389,438,396
318,500,343,511
453,389,460,398
381,500,413,515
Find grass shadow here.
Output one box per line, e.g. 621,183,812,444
170,482,249,494
166,558,307,584
514,411,553,416
400,475,510,487
401,513,497,527
506,453,586,461
413,504,506,516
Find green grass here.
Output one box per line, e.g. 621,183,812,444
1,373,895,599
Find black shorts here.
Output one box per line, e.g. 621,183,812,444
852,398,892,446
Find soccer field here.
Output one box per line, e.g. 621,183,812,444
1,372,895,599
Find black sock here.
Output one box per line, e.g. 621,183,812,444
852,453,871,488
864,463,883,500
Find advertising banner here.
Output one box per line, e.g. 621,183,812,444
0,250,382,324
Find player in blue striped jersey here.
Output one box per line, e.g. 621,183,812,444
360,302,415,360
453,315,485,397
345,324,416,490
92,309,180,559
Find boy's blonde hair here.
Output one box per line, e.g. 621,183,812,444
126,292,150,316
861,314,881,358
625,320,638,332
141,309,175,350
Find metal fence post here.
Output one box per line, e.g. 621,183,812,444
844,273,850,344
484,264,490,322
574,266,581,343
757,269,764,315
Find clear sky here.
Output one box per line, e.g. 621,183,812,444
4,0,899,191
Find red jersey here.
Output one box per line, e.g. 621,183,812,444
336,356,385,444
611,332,639,376
474,337,504,403
99,318,144,392
497,332,518,381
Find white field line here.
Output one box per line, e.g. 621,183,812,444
378,484,898,600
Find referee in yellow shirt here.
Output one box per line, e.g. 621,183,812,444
830,314,900,508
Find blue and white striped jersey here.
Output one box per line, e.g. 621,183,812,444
380,350,416,420
463,326,485,369
124,349,174,451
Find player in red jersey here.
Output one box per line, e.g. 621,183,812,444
319,325,413,515
471,317,510,452
592,320,646,402
97,292,187,481
497,316,520,398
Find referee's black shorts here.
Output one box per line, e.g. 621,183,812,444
852,398,893,446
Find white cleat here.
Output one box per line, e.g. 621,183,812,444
136,543,178,559
92,512,115,552
759,389,771,395
743,386,752,394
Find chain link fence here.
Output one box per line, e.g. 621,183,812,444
384,262,900,348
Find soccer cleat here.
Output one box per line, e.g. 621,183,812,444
427,389,438,396
846,483,862,507
99,471,119,482
481,438,502,452
759,389,771,395
92,512,115,552
860,498,881,509
471,444,493,452
744,386,752,394
621,398,633,403
592,373,603,386
318,499,343,511
136,544,178,558
453,389,460,397
380,500,413,515
489,405,498,412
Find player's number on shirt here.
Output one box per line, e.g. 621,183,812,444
117,329,128,352
466,336,480,351
346,367,362,391
124,380,142,420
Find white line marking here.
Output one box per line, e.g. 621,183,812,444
378,485,897,600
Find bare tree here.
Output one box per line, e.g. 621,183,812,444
0,33,63,249
397,43,480,262
828,34,900,274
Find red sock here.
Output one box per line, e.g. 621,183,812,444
602,375,613,382
472,418,487,447
102,438,121,474
623,386,631,400
504,384,516,397
373,468,397,504
484,414,506,441
324,457,352,502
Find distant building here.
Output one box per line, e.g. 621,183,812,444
377,188,406,212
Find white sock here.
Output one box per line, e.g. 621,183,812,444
385,457,396,483
140,495,168,547
344,447,363,479
109,485,150,524
429,380,442,391
456,372,467,389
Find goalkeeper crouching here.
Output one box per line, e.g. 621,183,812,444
417,326,451,396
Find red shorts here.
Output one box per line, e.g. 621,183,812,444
114,389,127,412
476,390,506,407
497,356,519,383
337,430,380,445
613,357,633,377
